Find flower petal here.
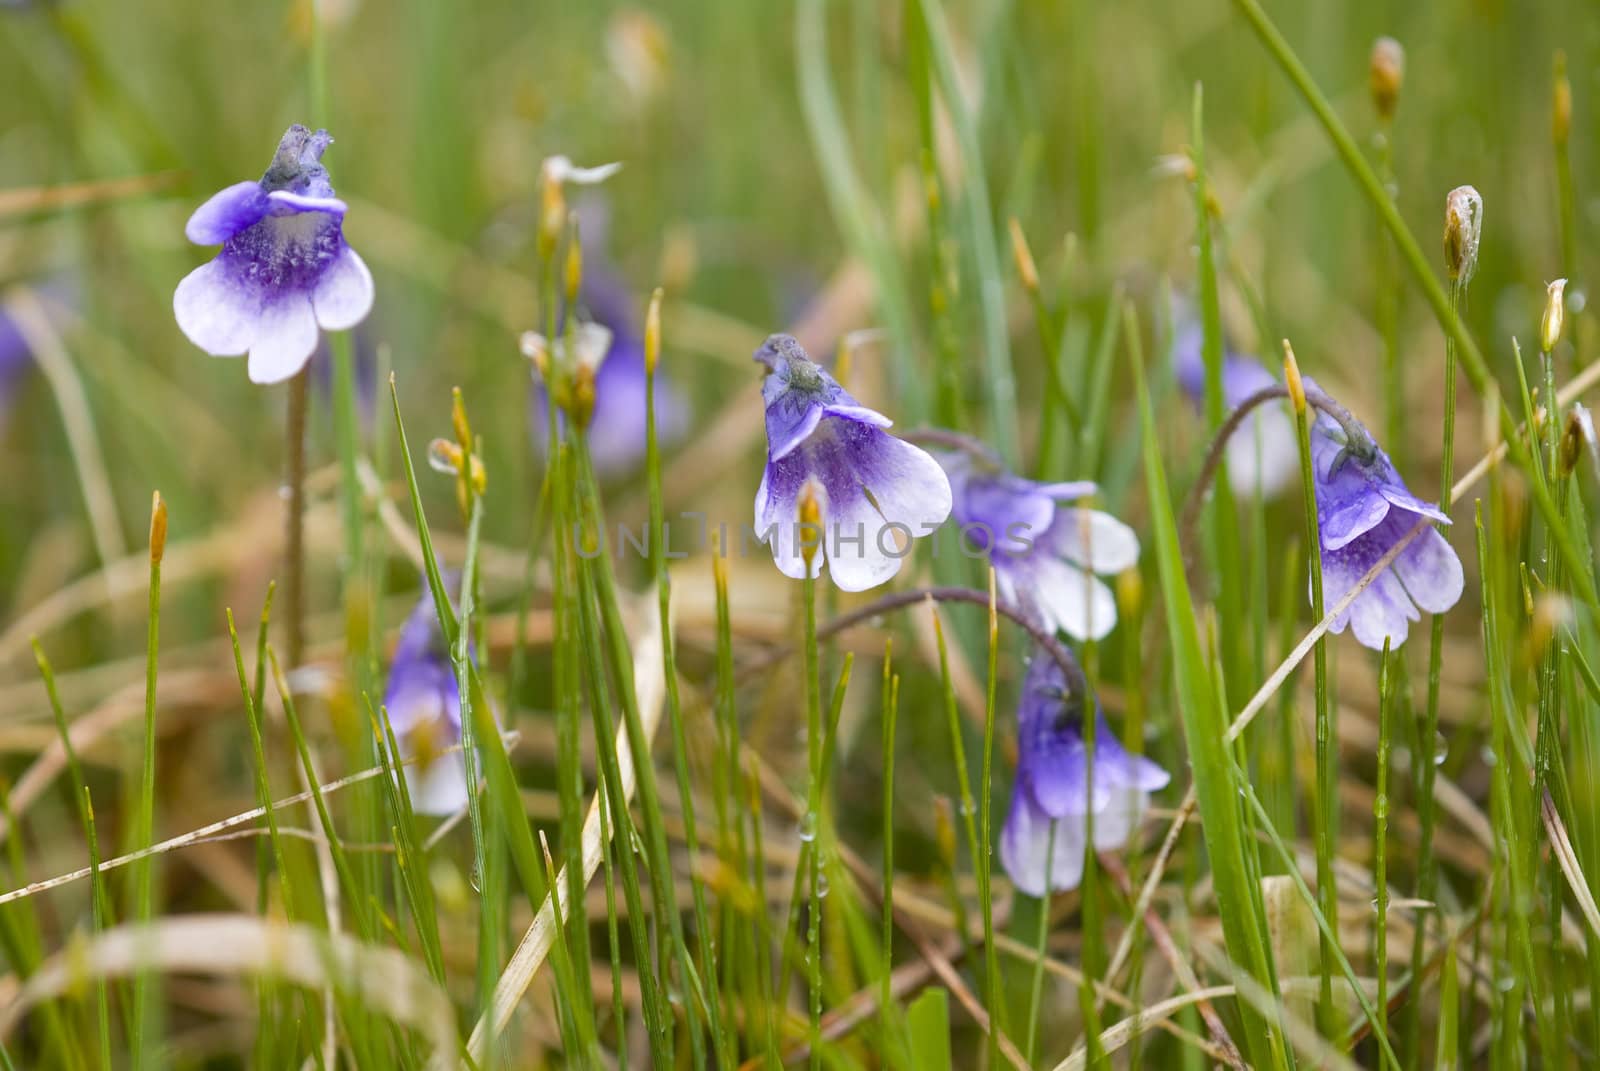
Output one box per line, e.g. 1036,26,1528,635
1001,790,1087,897
1048,509,1140,575
311,246,374,332
1226,403,1298,498
855,431,953,534
755,461,821,581
1321,531,1420,649
1090,788,1151,852
765,397,825,462
246,295,320,384
267,189,349,217
820,482,907,592
1393,526,1465,616
1319,484,1392,551
1378,485,1450,526
821,403,893,428
174,259,260,356
1030,557,1119,642
186,182,271,245
405,751,471,816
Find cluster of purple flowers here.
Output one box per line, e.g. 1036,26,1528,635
172,128,1468,897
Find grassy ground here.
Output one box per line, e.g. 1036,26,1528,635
2,0,1599,1066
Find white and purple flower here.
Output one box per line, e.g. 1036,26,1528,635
1310,401,1463,650
174,125,374,384
1172,300,1297,499
383,593,470,816
939,450,1137,642
754,334,951,591
1001,654,1169,897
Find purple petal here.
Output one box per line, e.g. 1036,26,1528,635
246,295,319,383
185,181,271,245
173,259,260,356
765,395,825,462
851,429,953,534
754,461,821,581
1319,482,1392,551
311,246,374,331
1393,525,1465,616
822,402,893,428
1321,524,1421,649
1378,484,1450,526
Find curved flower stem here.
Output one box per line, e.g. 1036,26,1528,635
807,585,1090,701
1178,382,1368,584
900,427,1005,469
284,367,310,669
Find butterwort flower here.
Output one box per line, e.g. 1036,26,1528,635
1310,394,1463,649
383,593,471,816
0,302,35,433
754,334,951,591
1172,300,1296,498
174,125,374,384
1001,654,1169,897
528,263,688,477
939,448,1136,642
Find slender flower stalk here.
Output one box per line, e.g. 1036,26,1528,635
796,480,826,1071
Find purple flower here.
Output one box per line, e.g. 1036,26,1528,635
0,305,34,432
383,594,469,816
1310,402,1463,649
754,334,951,591
174,125,374,384
1001,654,1169,897
939,450,1137,642
530,263,688,477
1172,300,1296,498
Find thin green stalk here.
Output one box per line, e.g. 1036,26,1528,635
1374,638,1393,1044
1285,343,1338,1038
880,649,900,1050
130,492,165,1069
1409,274,1465,1059
597,778,628,1068
801,568,824,1071
646,297,731,1066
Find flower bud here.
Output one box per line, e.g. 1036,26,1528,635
1281,340,1306,416
451,386,472,449
933,796,957,872
1562,404,1596,478
645,287,663,375
1008,218,1040,295
563,212,583,307
1554,52,1572,148
1541,278,1567,353
1444,186,1483,286
149,490,167,566
1369,37,1404,121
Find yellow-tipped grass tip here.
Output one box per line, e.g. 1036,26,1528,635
1281,340,1306,416
1444,185,1483,285
645,287,663,375
1007,218,1040,294
149,490,167,565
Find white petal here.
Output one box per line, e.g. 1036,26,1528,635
1225,407,1298,498
311,247,374,331
545,156,624,185
1090,788,1150,852
863,435,954,534
174,259,260,357
246,296,320,384
823,485,906,592
1001,799,1087,898
404,750,471,816
1051,509,1140,575
1031,557,1119,641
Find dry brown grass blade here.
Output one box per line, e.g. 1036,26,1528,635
1541,790,1600,942
0,913,457,1069
463,588,666,1065
0,172,183,218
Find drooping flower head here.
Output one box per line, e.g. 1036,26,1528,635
1309,388,1463,649
1172,299,1297,498
939,447,1136,642
383,591,470,816
1001,654,1169,897
754,334,952,591
527,262,688,477
174,125,374,384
